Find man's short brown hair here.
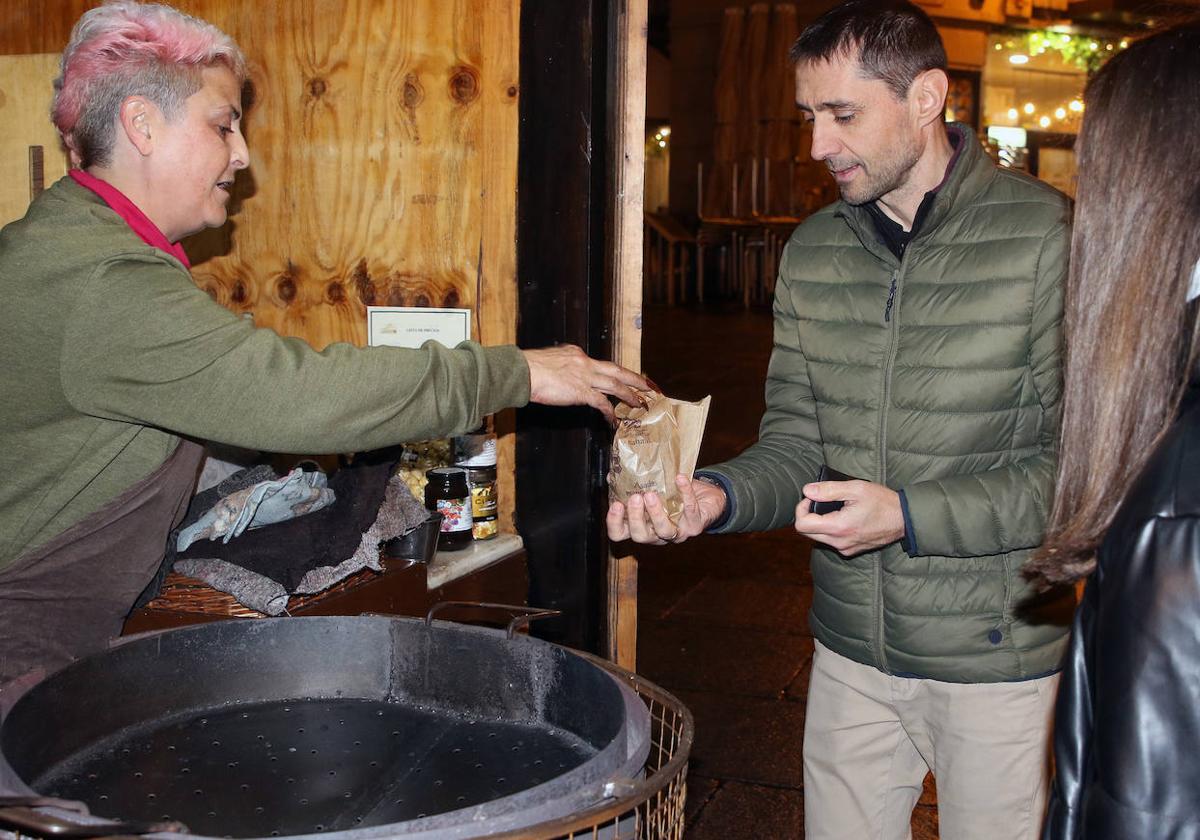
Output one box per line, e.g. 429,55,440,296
788,0,947,100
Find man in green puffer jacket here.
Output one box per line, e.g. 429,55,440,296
609,2,1073,838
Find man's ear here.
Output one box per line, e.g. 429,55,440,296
910,68,949,127
118,96,157,156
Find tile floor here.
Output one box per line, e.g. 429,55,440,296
633,301,939,839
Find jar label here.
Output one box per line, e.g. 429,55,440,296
454,434,497,467
470,483,498,518
472,517,499,540
436,497,473,532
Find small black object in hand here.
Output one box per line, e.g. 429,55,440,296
809,465,857,515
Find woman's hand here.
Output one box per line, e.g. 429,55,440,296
523,345,649,423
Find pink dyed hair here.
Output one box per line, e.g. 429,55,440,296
52,1,247,167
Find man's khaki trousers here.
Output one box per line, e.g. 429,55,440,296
803,641,1059,840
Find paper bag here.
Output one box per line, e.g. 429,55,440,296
608,389,712,524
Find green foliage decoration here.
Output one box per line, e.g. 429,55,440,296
999,29,1123,74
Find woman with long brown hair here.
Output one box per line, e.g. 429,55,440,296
1030,19,1200,840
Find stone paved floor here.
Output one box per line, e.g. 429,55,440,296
633,301,939,839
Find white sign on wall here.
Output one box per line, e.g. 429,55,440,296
367,307,472,349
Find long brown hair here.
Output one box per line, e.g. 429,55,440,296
1030,21,1200,584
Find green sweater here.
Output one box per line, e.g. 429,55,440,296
0,178,530,570
703,126,1072,682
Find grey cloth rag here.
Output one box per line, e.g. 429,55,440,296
176,468,336,551
172,558,291,616
175,471,430,613
294,473,429,594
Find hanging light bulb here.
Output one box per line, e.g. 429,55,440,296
1068,99,1083,112
1007,108,1019,121
1010,53,1030,64
660,127,671,137
1023,102,1036,115
1120,39,1129,48
1038,115,1051,128
1054,107,1067,120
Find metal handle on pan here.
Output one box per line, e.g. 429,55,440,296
423,601,563,639
0,796,186,838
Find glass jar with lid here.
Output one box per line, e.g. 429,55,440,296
424,467,473,551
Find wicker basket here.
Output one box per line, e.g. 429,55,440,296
487,651,694,840
141,566,383,618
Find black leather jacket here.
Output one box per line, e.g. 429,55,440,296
1043,386,1200,839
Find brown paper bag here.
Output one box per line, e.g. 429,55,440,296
608,389,712,524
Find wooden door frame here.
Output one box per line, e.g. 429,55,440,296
514,0,646,665
604,0,647,670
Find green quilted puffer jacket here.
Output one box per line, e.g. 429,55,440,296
704,126,1074,683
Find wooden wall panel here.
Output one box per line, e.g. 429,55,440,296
477,2,520,529
0,54,69,226
0,2,92,54
0,0,520,526
188,0,518,354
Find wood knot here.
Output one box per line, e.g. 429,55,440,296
413,293,431,308
448,66,479,105
276,275,297,303
506,85,517,98
307,77,328,99
352,260,376,305
230,280,248,305
242,79,257,111
402,73,424,110
441,290,461,309
325,282,346,304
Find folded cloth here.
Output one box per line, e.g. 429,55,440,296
133,463,278,608
196,442,262,492
173,449,429,613
176,468,336,551
294,471,429,595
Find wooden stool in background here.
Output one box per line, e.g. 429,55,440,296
644,211,697,305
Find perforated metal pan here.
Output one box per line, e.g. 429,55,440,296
0,612,650,839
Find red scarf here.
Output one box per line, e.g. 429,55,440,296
69,169,191,269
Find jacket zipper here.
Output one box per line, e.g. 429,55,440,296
884,275,898,322
873,266,904,673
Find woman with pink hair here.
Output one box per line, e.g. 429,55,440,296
0,2,646,683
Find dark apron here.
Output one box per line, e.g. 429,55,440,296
0,440,205,684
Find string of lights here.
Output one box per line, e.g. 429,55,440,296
990,28,1129,131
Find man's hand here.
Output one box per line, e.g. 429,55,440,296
523,345,649,424
607,474,727,545
794,479,905,555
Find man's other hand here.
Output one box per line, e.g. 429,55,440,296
794,479,905,555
